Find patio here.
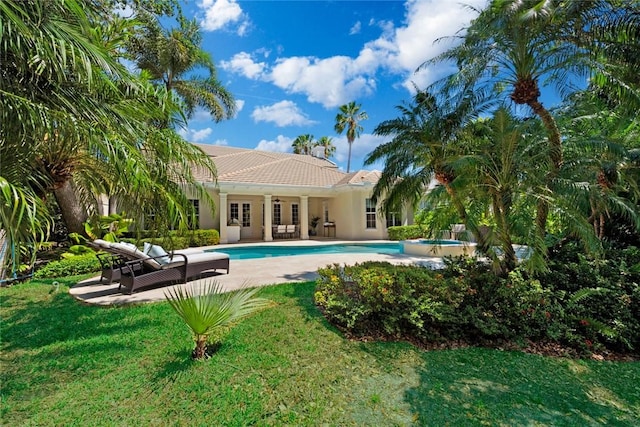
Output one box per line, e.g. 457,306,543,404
70,240,437,305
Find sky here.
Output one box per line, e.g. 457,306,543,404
171,0,493,172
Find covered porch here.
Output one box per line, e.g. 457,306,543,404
216,190,335,244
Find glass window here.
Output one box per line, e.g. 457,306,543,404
366,198,376,229
230,202,239,223
242,203,251,227
291,204,299,225
273,203,281,225
386,211,401,228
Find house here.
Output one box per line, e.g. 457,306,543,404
185,144,412,243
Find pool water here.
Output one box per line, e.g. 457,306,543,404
208,242,400,260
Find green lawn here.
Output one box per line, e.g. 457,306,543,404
2,277,639,426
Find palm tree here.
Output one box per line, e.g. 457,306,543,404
335,101,368,173
0,0,219,274
421,1,585,244
128,14,236,123
292,134,315,155
422,0,640,247
0,0,146,268
165,281,271,359
315,136,336,159
365,89,497,263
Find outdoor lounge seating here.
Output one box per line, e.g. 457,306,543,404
273,224,297,239
90,240,230,294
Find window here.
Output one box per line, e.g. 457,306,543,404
291,204,299,225
365,198,377,229
189,199,200,229
230,202,239,223
386,211,401,228
273,203,281,225
242,203,251,227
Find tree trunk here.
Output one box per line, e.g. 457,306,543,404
493,193,517,275
53,180,88,235
346,140,353,173
444,183,498,264
528,99,562,244
108,196,118,215
193,337,207,360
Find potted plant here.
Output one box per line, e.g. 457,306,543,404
309,215,321,236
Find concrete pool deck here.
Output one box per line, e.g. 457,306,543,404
69,240,444,306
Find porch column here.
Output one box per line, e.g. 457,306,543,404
263,195,273,241
219,193,228,244
300,195,309,240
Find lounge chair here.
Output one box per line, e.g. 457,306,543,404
90,240,230,294
286,224,296,238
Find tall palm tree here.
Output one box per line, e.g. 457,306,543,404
128,14,236,123
0,0,218,274
335,101,368,173
422,0,640,246
315,136,336,159
366,89,497,261
292,134,315,155
0,0,144,269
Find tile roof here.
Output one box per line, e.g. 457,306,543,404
192,144,380,188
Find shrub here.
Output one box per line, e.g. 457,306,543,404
140,236,190,251
33,253,101,279
537,241,640,352
387,225,426,241
315,262,469,340
315,244,640,356
187,229,220,247
134,229,220,249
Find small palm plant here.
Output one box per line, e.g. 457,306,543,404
165,281,270,359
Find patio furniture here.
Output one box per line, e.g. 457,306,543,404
274,225,289,239
90,240,230,294
286,224,296,238
323,222,336,237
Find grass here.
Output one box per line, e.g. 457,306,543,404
2,276,639,426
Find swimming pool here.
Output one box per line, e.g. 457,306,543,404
208,242,401,260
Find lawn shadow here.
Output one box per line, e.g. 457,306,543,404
403,348,640,425
1,286,161,352
152,349,197,387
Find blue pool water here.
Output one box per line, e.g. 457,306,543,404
208,242,401,260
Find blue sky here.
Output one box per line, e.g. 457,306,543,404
170,0,493,171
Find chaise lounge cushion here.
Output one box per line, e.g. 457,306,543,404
145,244,171,265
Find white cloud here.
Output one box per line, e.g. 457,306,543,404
389,0,486,90
251,101,316,127
269,55,377,108
220,0,483,106
255,135,293,153
349,21,361,35
333,133,388,169
178,127,214,142
199,0,247,34
235,99,245,113
220,52,267,79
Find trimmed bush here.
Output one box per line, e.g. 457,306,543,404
316,261,470,340
187,229,220,246
315,245,640,356
34,253,101,279
387,225,426,241
133,229,220,249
